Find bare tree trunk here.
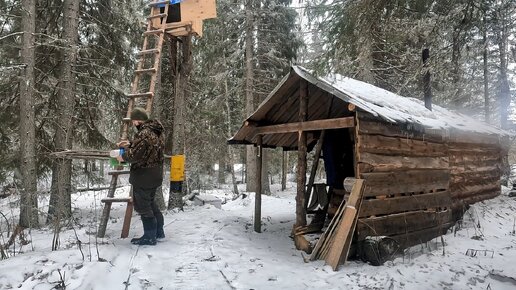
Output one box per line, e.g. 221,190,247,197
48,0,80,223
19,0,39,228
495,1,512,185
150,37,166,211
245,0,257,193
497,6,510,129
222,57,239,197
162,37,178,156
482,12,490,123
355,0,376,84
218,152,226,185
168,35,191,210
422,48,432,111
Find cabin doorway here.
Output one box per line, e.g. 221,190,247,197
308,128,355,227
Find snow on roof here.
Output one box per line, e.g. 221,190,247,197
293,66,509,136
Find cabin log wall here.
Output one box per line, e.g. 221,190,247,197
336,113,506,246
448,139,502,209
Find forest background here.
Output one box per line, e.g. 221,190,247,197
1,0,515,227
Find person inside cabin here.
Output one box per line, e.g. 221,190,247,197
116,107,165,246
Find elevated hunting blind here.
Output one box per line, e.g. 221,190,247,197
151,0,217,37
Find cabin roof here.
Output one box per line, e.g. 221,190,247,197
229,65,509,148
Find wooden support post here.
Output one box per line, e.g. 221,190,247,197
281,149,287,191
121,200,133,238
296,80,308,227
97,175,118,238
254,135,263,233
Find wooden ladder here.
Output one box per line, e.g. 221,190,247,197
97,0,171,239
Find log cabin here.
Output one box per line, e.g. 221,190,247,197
229,65,511,262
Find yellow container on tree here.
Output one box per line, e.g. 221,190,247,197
170,155,185,182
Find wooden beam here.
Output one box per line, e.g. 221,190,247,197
254,135,263,233
252,117,355,137
296,79,308,228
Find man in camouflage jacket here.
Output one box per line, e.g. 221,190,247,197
117,107,165,246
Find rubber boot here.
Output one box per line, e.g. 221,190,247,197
131,217,157,246
155,211,165,240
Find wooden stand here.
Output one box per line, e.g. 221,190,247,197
97,1,171,239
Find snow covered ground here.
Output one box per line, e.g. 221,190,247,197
0,183,515,290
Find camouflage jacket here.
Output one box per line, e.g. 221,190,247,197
122,119,165,187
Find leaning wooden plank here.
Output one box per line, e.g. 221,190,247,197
324,179,365,271
325,207,357,270
310,197,346,260
310,191,348,261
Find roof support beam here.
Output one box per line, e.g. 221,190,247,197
296,79,308,229
250,116,355,138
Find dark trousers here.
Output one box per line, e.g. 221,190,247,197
132,186,164,229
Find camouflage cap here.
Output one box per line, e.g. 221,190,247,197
130,107,149,121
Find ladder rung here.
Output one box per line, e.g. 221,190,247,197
108,170,130,176
126,92,154,99
135,68,157,74
144,29,165,36
138,49,160,56
147,13,167,20
149,1,170,7
101,197,132,203
122,117,132,123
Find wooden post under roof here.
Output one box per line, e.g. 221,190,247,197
296,79,308,228
281,149,287,191
254,135,263,233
